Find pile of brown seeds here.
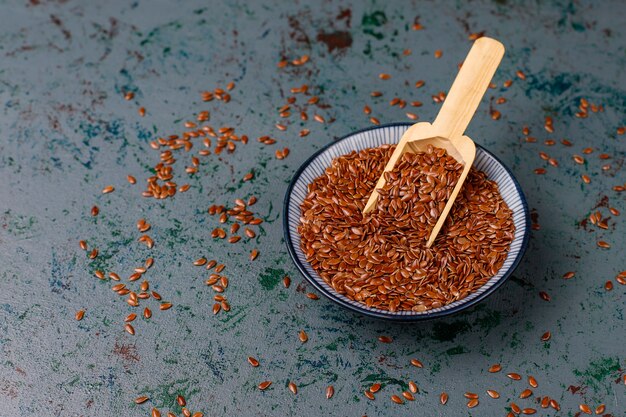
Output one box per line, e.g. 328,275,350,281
299,144,515,312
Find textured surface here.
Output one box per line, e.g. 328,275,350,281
0,0,624,416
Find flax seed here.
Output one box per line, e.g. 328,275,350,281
75,310,85,321
489,364,502,373
250,249,259,261
467,398,479,408
563,271,575,279
326,385,334,399
364,390,375,400
410,359,423,368
391,394,404,404
440,392,448,405
299,330,308,343
125,324,135,335
519,389,532,399
597,240,610,248
378,336,392,343
595,404,605,414
258,381,272,390
306,292,319,300
370,383,381,393
579,404,592,414
528,376,538,388
487,389,499,399
507,373,522,380
408,381,418,393
522,408,536,415
102,185,115,194
248,356,259,367
510,402,521,413
160,302,172,310
402,391,414,401
135,396,148,404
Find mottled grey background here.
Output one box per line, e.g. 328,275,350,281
0,0,624,416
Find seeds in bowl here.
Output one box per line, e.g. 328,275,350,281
298,144,515,312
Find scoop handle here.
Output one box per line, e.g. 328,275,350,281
432,37,505,140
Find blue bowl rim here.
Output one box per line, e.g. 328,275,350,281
283,122,531,322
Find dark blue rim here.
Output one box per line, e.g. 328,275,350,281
283,122,531,322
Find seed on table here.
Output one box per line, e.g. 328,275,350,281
539,291,551,301
410,359,423,368
288,382,297,394
540,396,550,408
379,73,391,80
134,395,148,404
369,116,380,125
406,112,418,120
215,264,225,273
581,174,591,183
408,381,418,393
528,376,538,387
176,395,186,406
212,303,221,315
550,399,560,410
125,313,136,322
160,302,173,310
490,110,501,120
306,292,319,300
182,409,191,417
573,155,585,164
522,408,536,415
228,236,241,243
243,172,254,181
326,385,334,399
391,394,404,404
79,240,87,250
609,207,620,216
245,228,256,238
467,398,479,408
129,272,141,282
605,281,613,291
519,389,532,399
143,307,152,319
579,404,592,414
487,389,499,399
89,248,98,259
75,310,85,321
299,129,310,137
91,205,99,216
191,413,203,417
548,158,558,167
370,383,381,393
534,168,546,175
363,105,371,114
299,330,308,343
434,49,442,58
94,270,105,280
248,356,260,367
507,373,522,380
597,240,610,248
506,414,515,417
563,271,575,279
440,392,448,405
230,223,240,234
364,390,375,400
194,257,207,266
282,276,291,288
402,391,414,401
378,336,392,343
151,291,161,300
258,381,272,390
464,392,478,399
102,185,115,194
503,79,513,88
488,364,502,373
125,324,135,335
314,114,325,124
595,404,605,414
510,402,521,413
151,408,161,417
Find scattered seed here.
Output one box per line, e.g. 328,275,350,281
579,404,592,414
516,70,526,80
595,404,605,414
288,382,297,394
102,185,115,194
487,389,500,399
511,402,521,413
364,390,375,400
434,50,442,58
408,381,418,393
391,394,404,404
379,73,391,80
402,391,415,401
306,292,319,300
410,359,423,368
467,398,479,408
528,376,538,388
488,364,502,373
151,408,160,417
519,389,532,399
370,383,381,393
248,356,259,367
299,330,308,343
597,240,610,248
258,381,272,390
581,174,591,184
605,281,613,291
522,408,536,415
326,385,334,399
75,310,85,321
378,336,392,343
464,392,478,399
135,396,149,404
563,271,575,279
440,392,448,405
125,324,135,335
539,291,551,301
176,395,186,406
507,373,522,380
194,257,207,266
283,276,291,288
160,302,173,310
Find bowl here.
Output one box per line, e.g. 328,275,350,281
283,123,530,321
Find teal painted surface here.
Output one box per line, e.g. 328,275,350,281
0,0,624,416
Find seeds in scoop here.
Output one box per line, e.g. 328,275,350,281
370,383,381,393
135,396,149,404
326,385,334,399
391,394,404,404
378,336,392,343
288,382,297,394
579,404,591,414
411,359,423,368
467,399,479,408
507,373,522,380
75,310,85,321
489,364,502,373
299,330,308,343
440,392,448,405
528,376,538,387
258,381,272,390
248,357,259,367
487,389,499,398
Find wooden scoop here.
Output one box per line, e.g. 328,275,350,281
362,37,505,248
